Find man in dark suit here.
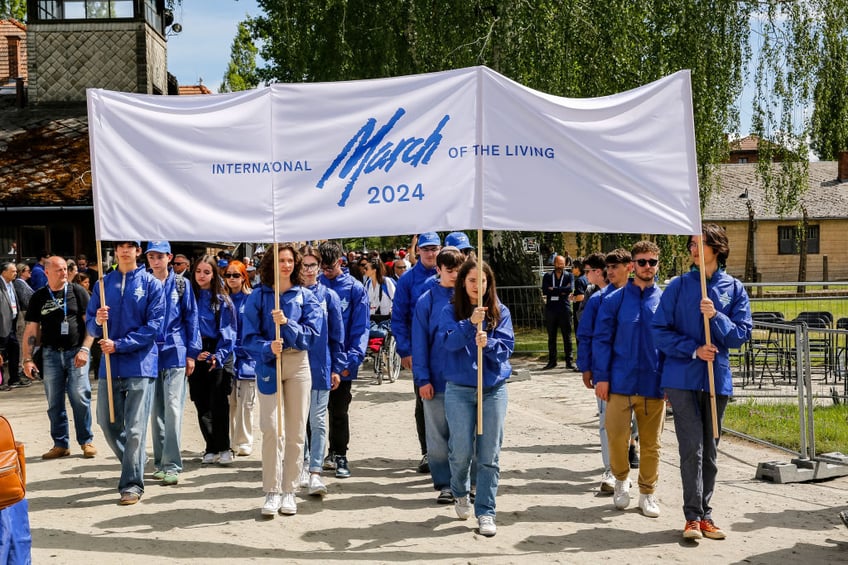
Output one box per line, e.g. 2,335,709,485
541,254,574,370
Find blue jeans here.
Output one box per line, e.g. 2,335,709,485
305,389,330,473
422,392,451,490
97,376,155,496
445,381,508,518
597,397,610,471
42,346,93,448
151,367,187,474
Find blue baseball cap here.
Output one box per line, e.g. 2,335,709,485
217,259,229,268
418,232,441,248
145,240,171,254
445,232,472,250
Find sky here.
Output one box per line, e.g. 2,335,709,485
166,0,261,94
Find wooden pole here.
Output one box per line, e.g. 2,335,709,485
477,229,484,436
273,242,283,435
95,240,115,423
697,237,720,438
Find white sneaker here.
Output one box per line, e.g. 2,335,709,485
201,452,218,465
279,492,297,515
218,450,233,466
639,493,660,518
454,495,472,520
308,473,327,496
600,470,615,493
237,444,252,456
477,515,497,537
613,479,631,509
298,467,310,489
261,493,281,516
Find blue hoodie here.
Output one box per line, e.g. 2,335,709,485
319,271,369,380
196,289,237,370
652,269,752,396
411,282,453,392
307,283,345,390
229,290,257,381
575,284,614,373
154,270,202,369
392,261,438,358
591,279,663,398
438,301,514,388
242,285,322,394
86,265,165,378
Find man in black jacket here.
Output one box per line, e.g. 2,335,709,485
541,254,574,370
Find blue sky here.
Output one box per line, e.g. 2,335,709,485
166,0,261,93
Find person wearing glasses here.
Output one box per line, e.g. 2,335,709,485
145,241,201,486
391,232,441,474
652,224,752,541
317,241,369,479
243,244,322,516
223,260,257,458
298,245,344,497
392,258,410,281
172,254,190,276
592,241,664,519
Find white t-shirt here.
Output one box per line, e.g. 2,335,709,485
365,277,395,316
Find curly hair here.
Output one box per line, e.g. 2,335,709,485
258,243,304,287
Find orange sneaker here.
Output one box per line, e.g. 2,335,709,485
700,519,726,540
81,443,97,458
42,446,71,460
683,520,702,540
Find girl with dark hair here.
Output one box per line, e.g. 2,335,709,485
189,255,237,466
363,255,395,338
652,224,752,540
223,260,257,457
243,244,322,517
438,259,514,537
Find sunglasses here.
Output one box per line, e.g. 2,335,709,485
635,258,659,267
223,273,242,278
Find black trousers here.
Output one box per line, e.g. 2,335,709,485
1,328,20,385
189,361,231,454
414,383,427,455
328,380,352,456
545,307,573,364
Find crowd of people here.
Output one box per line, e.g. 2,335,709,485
0,224,753,541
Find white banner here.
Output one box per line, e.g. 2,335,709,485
87,66,700,242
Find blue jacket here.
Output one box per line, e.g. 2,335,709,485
591,280,663,398
229,291,257,381
242,285,322,394
391,261,438,358
652,269,752,396
319,272,369,380
411,283,454,392
439,301,514,388
29,263,47,291
196,289,237,369
576,284,613,372
307,283,345,390
154,270,201,369
86,265,165,379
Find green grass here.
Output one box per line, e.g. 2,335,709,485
723,400,848,454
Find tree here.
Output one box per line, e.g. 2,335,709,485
220,20,259,93
0,0,25,20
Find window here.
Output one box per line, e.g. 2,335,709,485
35,1,134,20
778,225,820,255
7,37,20,78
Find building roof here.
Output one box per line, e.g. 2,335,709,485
704,161,848,222
0,18,26,32
728,134,760,152
178,84,212,95
0,103,91,207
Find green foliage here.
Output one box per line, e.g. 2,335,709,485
811,3,848,160
220,20,259,93
0,0,26,21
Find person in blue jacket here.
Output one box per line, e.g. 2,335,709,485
318,241,369,479
223,260,257,457
243,244,322,517
188,255,237,467
298,244,344,498
439,259,513,538
392,231,441,473
652,224,752,541
87,240,165,505
592,240,664,519
146,240,201,486
412,246,465,505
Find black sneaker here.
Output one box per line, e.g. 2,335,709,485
417,454,430,473
629,444,640,469
437,488,454,504
9,380,31,388
323,452,337,471
335,455,351,478
541,362,557,370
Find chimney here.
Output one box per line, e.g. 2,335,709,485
840,150,848,182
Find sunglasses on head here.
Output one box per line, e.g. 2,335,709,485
635,258,659,267
223,273,242,278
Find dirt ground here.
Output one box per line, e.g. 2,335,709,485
7,358,848,564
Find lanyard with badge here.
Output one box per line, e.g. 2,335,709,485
550,272,565,301
47,284,69,335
